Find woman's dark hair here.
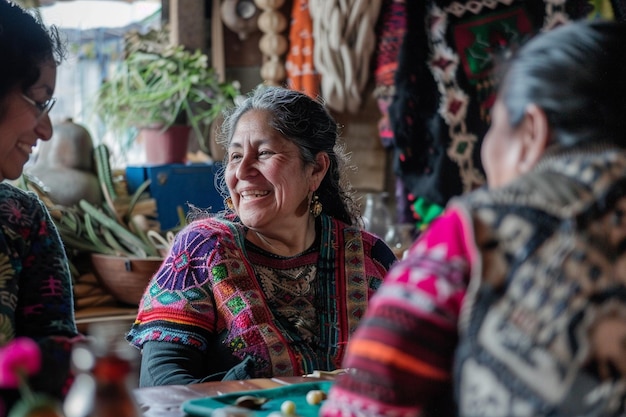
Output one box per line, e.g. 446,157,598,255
500,20,626,148
0,1,65,102
216,85,360,225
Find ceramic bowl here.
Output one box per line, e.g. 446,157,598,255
90,253,162,306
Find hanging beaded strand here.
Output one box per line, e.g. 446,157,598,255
254,0,288,86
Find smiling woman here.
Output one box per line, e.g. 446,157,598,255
125,86,397,388
0,1,82,414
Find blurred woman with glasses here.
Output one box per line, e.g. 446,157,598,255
0,0,81,413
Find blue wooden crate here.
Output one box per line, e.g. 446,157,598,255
126,163,225,231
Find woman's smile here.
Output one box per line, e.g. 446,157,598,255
16,141,35,156
240,190,270,199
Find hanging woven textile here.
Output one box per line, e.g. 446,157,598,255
372,0,406,149
285,0,321,99
390,0,626,231
309,0,382,113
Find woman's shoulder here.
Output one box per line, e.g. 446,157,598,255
322,215,378,244
324,215,396,266
329,216,385,246
177,215,245,243
0,184,51,244
0,182,38,200
163,216,250,278
0,183,45,213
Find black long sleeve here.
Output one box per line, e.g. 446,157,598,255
139,341,214,387
139,341,256,387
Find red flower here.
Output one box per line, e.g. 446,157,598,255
0,338,42,389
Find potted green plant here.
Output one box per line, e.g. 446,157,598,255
94,29,240,164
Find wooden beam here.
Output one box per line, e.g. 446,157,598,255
169,0,206,50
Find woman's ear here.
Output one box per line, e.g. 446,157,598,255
310,152,330,191
518,104,551,174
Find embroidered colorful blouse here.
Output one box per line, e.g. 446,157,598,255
126,213,395,382
0,183,79,406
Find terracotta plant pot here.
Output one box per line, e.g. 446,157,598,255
90,253,163,306
141,125,191,165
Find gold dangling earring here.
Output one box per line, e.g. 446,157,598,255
225,196,234,210
309,194,322,217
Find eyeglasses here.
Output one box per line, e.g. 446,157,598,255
21,94,57,119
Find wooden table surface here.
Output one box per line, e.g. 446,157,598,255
133,376,334,417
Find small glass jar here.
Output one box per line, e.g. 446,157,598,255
362,192,392,239
384,223,415,259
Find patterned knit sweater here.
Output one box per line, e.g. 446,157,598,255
321,146,626,417
0,183,79,408
127,213,396,379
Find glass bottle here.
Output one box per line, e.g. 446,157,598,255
384,223,415,259
362,192,393,239
63,323,140,417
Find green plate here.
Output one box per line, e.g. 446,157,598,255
182,381,333,417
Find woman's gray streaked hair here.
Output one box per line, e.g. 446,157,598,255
215,85,360,226
499,19,626,148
